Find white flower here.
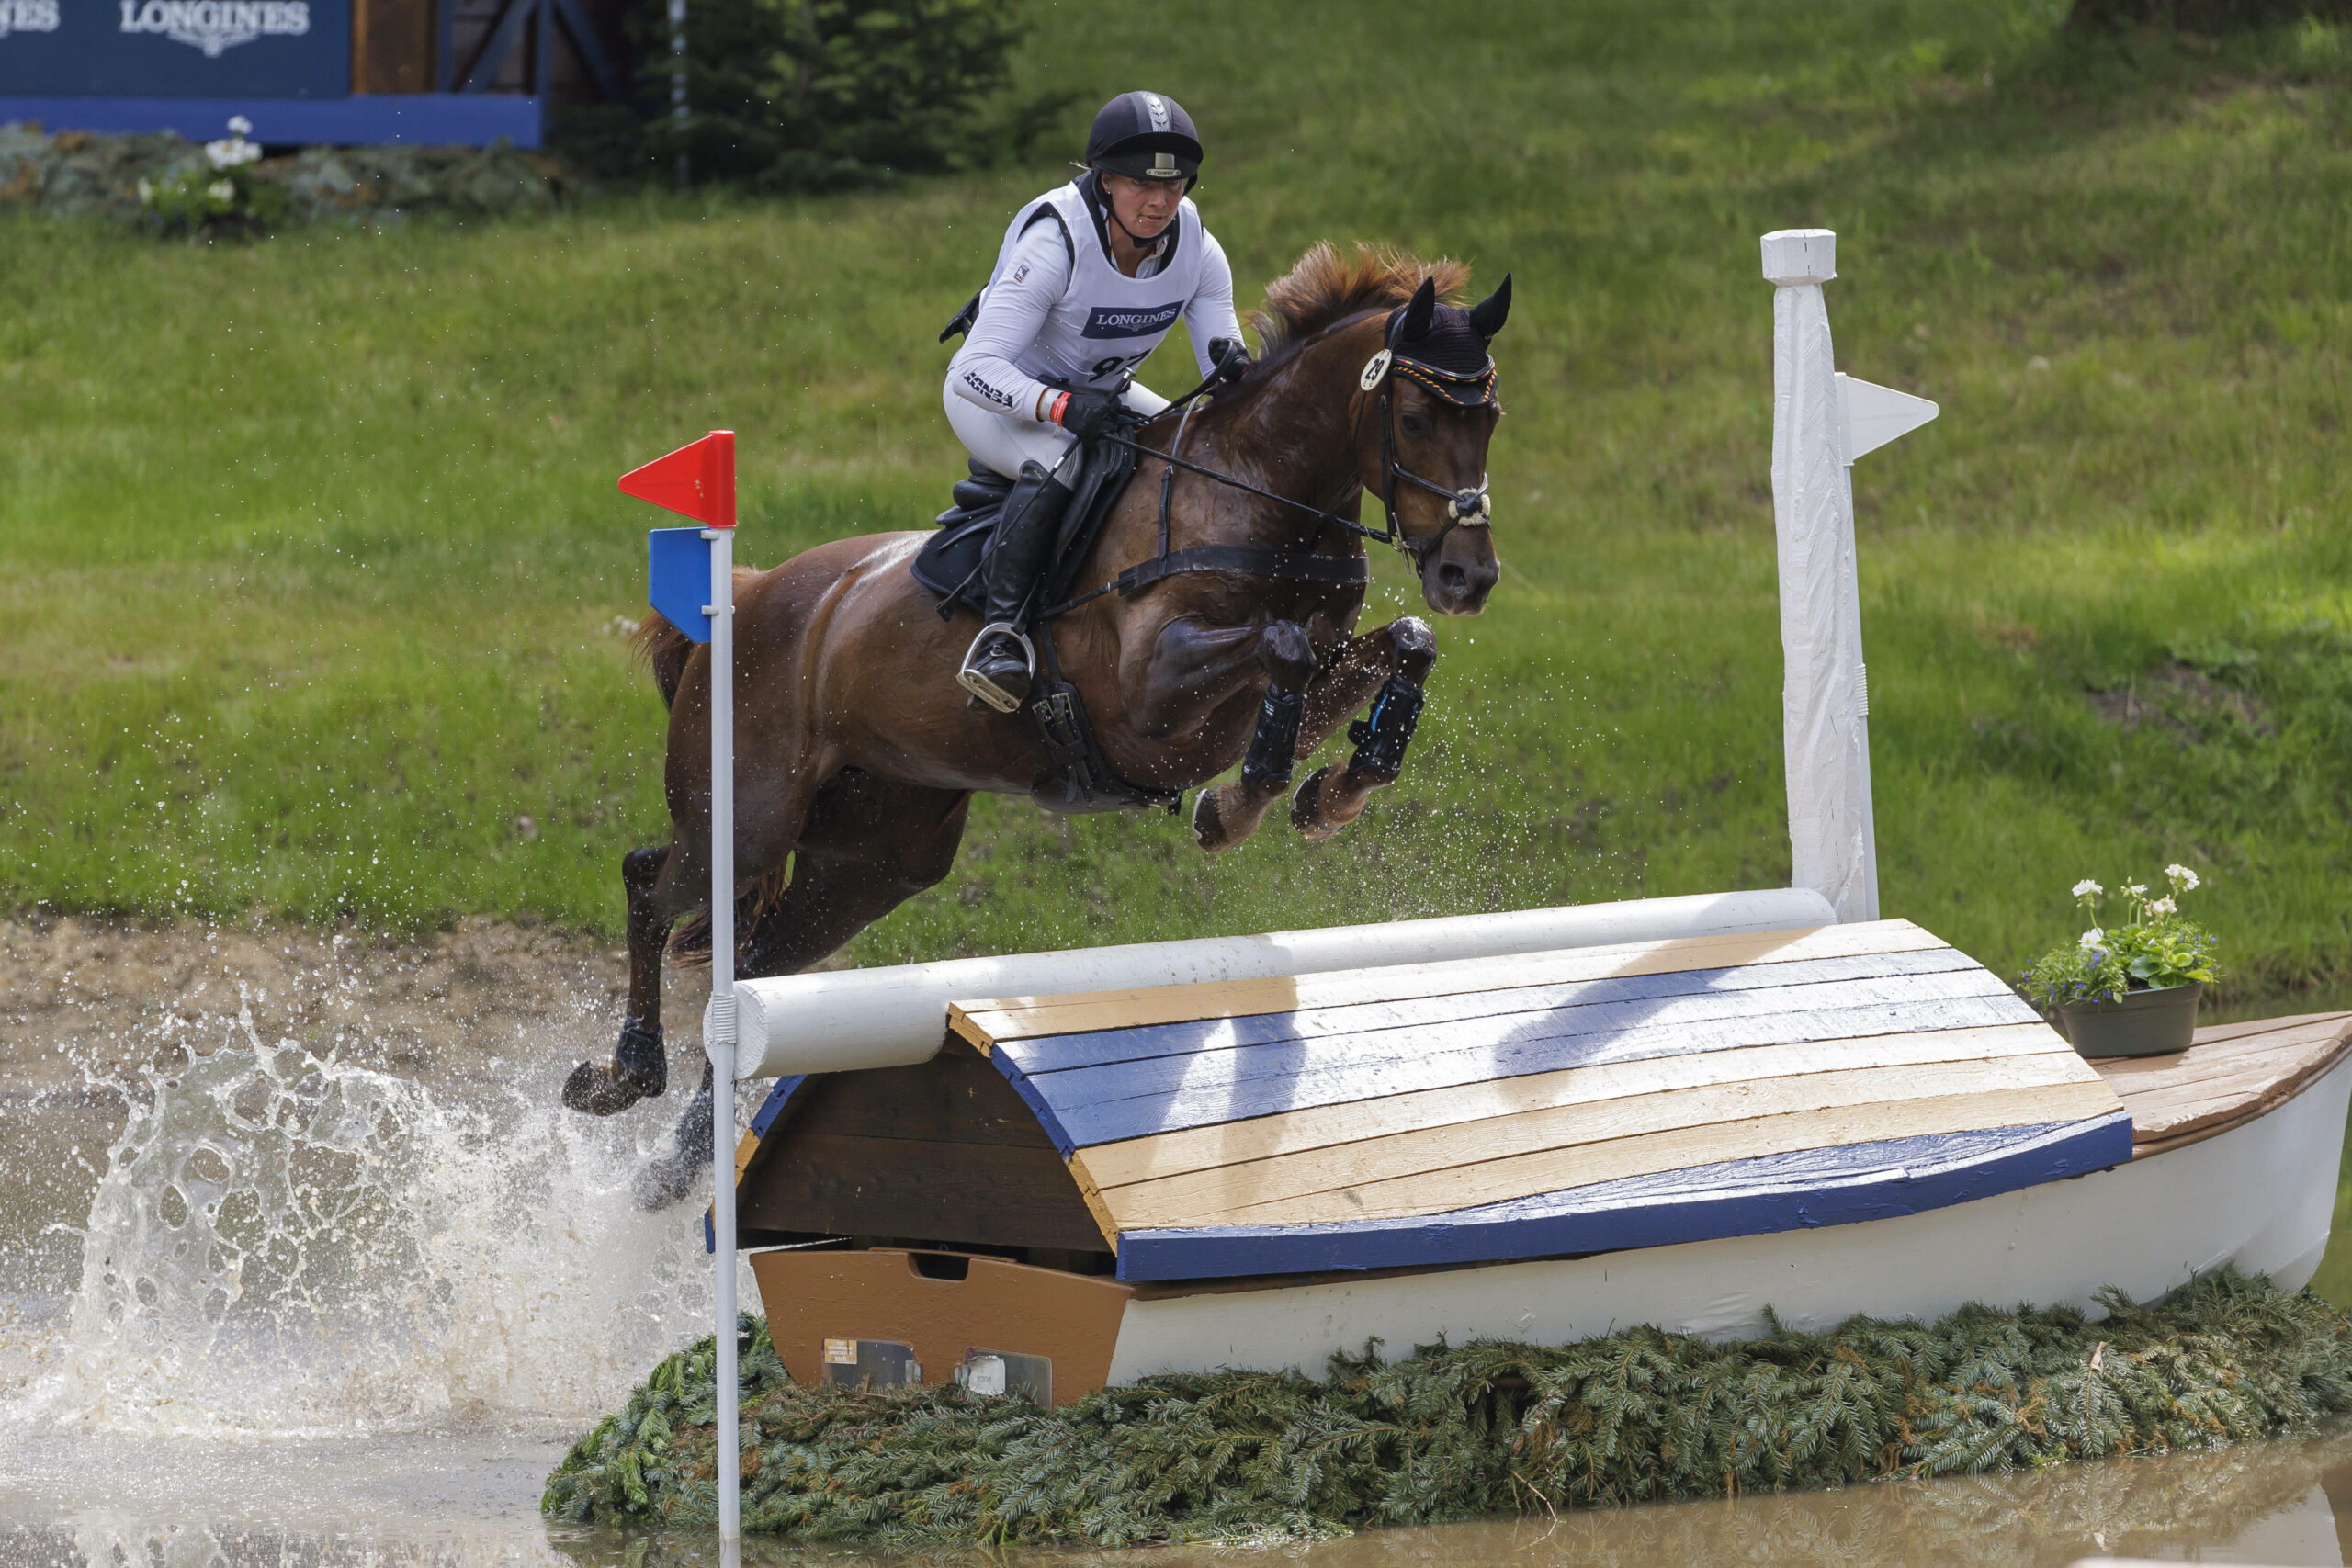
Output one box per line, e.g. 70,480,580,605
2149,897,2177,917
227,114,252,136
2124,883,2147,897
2166,863,2201,892
205,135,261,170
208,179,235,203
136,177,153,204
2079,928,2106,951
2072,879,2103,898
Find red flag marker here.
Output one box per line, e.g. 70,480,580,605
618,430,736,528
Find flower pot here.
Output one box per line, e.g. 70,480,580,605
2057,982,2202,1059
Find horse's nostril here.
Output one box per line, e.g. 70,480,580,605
1440,564,1467,592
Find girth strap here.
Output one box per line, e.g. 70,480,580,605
1114,545,1371,597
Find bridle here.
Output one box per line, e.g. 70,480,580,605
1350,310,1500,570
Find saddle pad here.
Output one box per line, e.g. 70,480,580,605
946,919,2132,1283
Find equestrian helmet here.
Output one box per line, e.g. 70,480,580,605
1085,91,1202,186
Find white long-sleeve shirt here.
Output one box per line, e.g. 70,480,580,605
947,177,1243,424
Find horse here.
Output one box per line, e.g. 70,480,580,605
566,243,1512,1206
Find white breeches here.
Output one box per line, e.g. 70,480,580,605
943,380,1170,482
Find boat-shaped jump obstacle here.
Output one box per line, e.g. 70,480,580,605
728,912,2352,1405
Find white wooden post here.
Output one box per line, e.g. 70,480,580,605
703,523,739,1553
1762,229,1935,924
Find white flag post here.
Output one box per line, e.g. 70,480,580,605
704,510,739,1554
1761,230,1937,924
617,431,741,1554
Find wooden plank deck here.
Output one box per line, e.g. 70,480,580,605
2098,1011,2352,1156
948,919,2135,1282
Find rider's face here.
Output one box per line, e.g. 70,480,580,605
1102,171,1182,239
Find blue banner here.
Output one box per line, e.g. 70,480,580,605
649,527,713,644
0,0,350,98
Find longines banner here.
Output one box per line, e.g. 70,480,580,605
0,0,350,96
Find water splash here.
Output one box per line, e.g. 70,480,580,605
22,987,718,1440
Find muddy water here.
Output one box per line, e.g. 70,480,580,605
6,919,2352,1567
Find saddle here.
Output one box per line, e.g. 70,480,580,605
909,436,1139,621
911,436,1171,816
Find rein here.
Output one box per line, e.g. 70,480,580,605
1038,333,1497,620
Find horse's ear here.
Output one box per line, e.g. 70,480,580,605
1397,276,1438,343
1469,274,1512,342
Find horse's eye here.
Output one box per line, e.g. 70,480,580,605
1400,412,1428,436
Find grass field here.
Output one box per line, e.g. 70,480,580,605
2,0,2347,998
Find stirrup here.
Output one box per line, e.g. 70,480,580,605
956,622,1036,714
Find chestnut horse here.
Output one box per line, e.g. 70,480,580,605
570,244,1511,1206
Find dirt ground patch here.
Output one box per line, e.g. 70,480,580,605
0,913,716,1095
0,913,715,1291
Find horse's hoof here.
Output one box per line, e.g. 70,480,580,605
1192,790,1236,852
632,1071,716,1211
561,1060,648,1117
560,1020,668,1117
1290,768,1342,841
631,1144,702,1211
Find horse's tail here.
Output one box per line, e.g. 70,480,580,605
631,566,762,710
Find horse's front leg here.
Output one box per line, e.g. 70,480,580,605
560,840,698,1115
1291,616,1437,840
1190,621,1317,852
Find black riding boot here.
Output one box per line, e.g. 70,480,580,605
958,459,1075,713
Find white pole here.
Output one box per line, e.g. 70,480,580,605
669,0,689,189
702,524,739,1551
730,886,1838,1082
1762,229,1877,923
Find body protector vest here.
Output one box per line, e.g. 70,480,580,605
981,179,1210,394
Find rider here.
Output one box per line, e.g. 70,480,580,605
943,89,1249,713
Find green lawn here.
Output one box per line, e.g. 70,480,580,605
2,0,2346,1001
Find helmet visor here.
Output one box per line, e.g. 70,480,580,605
1092,134,1201,183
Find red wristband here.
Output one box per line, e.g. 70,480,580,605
1048,391,1070,425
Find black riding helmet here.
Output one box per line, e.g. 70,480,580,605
1084,90,1202,190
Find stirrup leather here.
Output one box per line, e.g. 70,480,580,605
956,622,1037,714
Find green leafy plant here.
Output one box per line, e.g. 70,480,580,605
2020,864,2222,1010
136,118,290,236
616,0,1070,191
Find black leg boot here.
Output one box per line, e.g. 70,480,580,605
957,459,1075,713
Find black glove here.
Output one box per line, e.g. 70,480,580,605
1056,389,1129,442
1207,337,1253,383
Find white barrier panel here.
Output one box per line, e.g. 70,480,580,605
729,886,1837,1081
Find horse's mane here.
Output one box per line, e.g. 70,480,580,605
1250,242,1472,355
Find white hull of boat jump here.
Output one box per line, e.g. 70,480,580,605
1101,1052,2352,1383
728,886,1836,1081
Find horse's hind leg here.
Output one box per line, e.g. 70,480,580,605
1191,621,1317,853
1291,616,1438,840
634,773,973,1210
561,841,701,1116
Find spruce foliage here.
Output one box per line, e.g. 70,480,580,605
542,1269,2352,1544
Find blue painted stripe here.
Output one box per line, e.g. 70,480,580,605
1018,990,2042,1153
988,1055,1082,1158
1001,949,1978,1077
750,1075,808,1136
1109,1112,2137,1282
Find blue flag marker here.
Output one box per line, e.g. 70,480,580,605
649,526,714,642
